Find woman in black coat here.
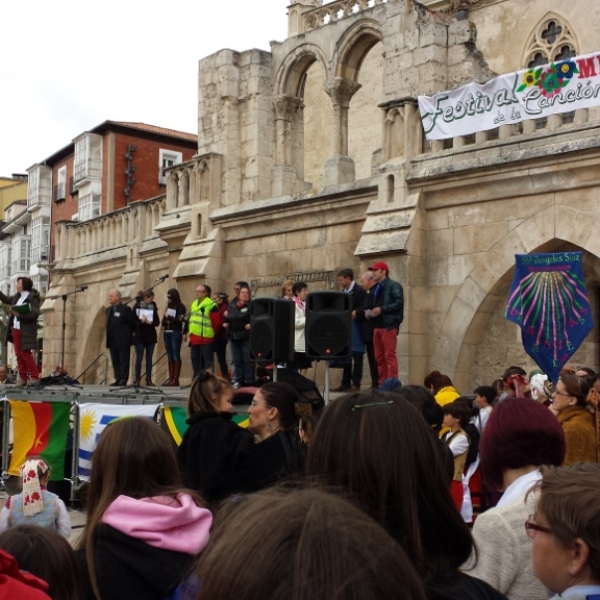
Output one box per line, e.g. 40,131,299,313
133,290,160,386
224,287,253,387
0,277,40,386
210,382,305,499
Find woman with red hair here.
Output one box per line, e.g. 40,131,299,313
462,397,565,600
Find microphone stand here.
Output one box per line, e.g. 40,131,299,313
44,286,87,388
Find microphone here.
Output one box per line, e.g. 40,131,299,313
157,274,169,282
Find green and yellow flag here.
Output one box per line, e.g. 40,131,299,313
9,400,71,480
161,405,249,446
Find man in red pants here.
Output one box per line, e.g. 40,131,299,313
367,262,404,386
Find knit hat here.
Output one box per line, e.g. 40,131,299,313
20,459,48,517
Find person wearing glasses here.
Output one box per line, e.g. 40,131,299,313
366,261,403,386
462,397,565,600
549,374,597,466
527,463,600,600
184,284,221,379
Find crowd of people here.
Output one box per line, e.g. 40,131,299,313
0,358,598,599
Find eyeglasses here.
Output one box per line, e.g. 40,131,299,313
552,389,571,397
525,516,552,539
351,400,394,411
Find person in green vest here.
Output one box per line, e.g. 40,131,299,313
184,284,221,379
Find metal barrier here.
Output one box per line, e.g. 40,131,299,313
0,390,187,503
75,353,109,385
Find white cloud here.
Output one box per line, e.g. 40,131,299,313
0,0,288,174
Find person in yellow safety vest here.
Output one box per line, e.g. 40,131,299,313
184,284,222,379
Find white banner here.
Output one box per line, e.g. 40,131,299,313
418,51,600,140
77,403,158,481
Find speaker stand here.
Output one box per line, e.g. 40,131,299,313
324,360,330,405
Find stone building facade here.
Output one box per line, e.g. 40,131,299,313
44,0,600,389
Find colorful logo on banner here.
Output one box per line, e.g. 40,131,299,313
418,51,600,140
78,403,157,481
505,252,594,383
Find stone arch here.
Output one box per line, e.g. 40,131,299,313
522,12,579,68
334,19,383,82
78,306,109,383
275,44,330,98
432,204,600,391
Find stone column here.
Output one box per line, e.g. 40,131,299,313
166,171,178,211
273,95,303,196
324,77,361,186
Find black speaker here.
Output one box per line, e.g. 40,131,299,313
305,292,351,360
250,298,294,363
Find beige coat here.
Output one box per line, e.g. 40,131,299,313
463,491,548,600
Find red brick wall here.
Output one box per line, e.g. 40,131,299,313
50,153,76,262
108,134,196,211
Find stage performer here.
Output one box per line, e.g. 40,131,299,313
184,284,220,379
0,277,41,387
367,262,404,386
162,288,187,386
106,289,136,386
133,290,160,386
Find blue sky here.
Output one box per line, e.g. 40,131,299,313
0,0,288,175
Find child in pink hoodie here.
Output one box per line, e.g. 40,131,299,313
76,417,212,600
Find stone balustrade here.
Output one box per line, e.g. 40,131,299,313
303,0,387,32
164,154,222,212
423,109,589,154
54,196,166,263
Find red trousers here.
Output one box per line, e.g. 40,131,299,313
373,327,399,386
12,328,39,382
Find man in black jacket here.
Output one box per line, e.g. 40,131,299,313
335,269,367,392
106,289,136,385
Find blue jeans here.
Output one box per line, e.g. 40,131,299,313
135,342,155,382
163,330,182,362
230,339,254,385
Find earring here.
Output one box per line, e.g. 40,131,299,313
267,422,273,433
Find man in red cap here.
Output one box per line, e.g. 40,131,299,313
367,261,404,386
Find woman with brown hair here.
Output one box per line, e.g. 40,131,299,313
0,276,40,386
306,390,507,600
424,370,461,406
177,371,253,502
161,288,187,386
212,382,305,497
550,374,596,465
196,486,426,600
76,417,212,600
0,525,81,600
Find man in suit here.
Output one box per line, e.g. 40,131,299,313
334,268,367,392
106,289,136,385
